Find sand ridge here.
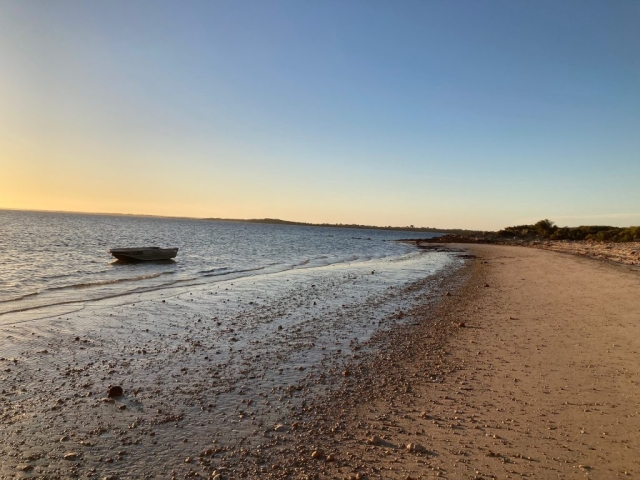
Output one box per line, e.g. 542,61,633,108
532,240,640,267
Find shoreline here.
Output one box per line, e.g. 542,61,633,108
262,244,640,479
401,238,640,268
0,249,465,479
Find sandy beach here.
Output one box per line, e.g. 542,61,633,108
2,244,639,479
275,244,640,480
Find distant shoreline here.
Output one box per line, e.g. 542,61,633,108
0,208,479,235
201,217,479,235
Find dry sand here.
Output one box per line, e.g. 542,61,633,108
275,245,640,479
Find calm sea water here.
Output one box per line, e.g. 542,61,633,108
0,210,441,316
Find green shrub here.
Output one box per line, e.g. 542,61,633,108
498,221,639,242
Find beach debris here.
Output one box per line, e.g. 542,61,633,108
273,424,288,432
107,385,123,398
406,442,425,453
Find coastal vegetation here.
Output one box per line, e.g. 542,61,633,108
203,217,640,242
498,219,640,242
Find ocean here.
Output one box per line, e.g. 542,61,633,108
1,210,445,319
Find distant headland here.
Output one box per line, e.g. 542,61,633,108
202,217,482,235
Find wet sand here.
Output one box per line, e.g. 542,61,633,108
0,250,463,479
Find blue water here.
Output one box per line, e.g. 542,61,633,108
0,210,440,315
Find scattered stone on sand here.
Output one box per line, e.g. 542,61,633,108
406,442,425,453
107,385,123,398
63,452,80,460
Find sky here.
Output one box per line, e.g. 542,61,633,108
1,0,638,230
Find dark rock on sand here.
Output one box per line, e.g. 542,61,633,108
107,385,123,398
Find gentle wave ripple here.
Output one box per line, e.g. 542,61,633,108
0,211,440,315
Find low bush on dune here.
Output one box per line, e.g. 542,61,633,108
498,220,640,242
590,226,640,242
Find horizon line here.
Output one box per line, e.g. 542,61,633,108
2,207,637,231
0,207,451,231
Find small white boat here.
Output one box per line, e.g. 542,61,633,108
109,247,178,261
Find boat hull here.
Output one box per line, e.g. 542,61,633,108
109,247,178,262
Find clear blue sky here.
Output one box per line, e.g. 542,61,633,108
1,0,638,229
